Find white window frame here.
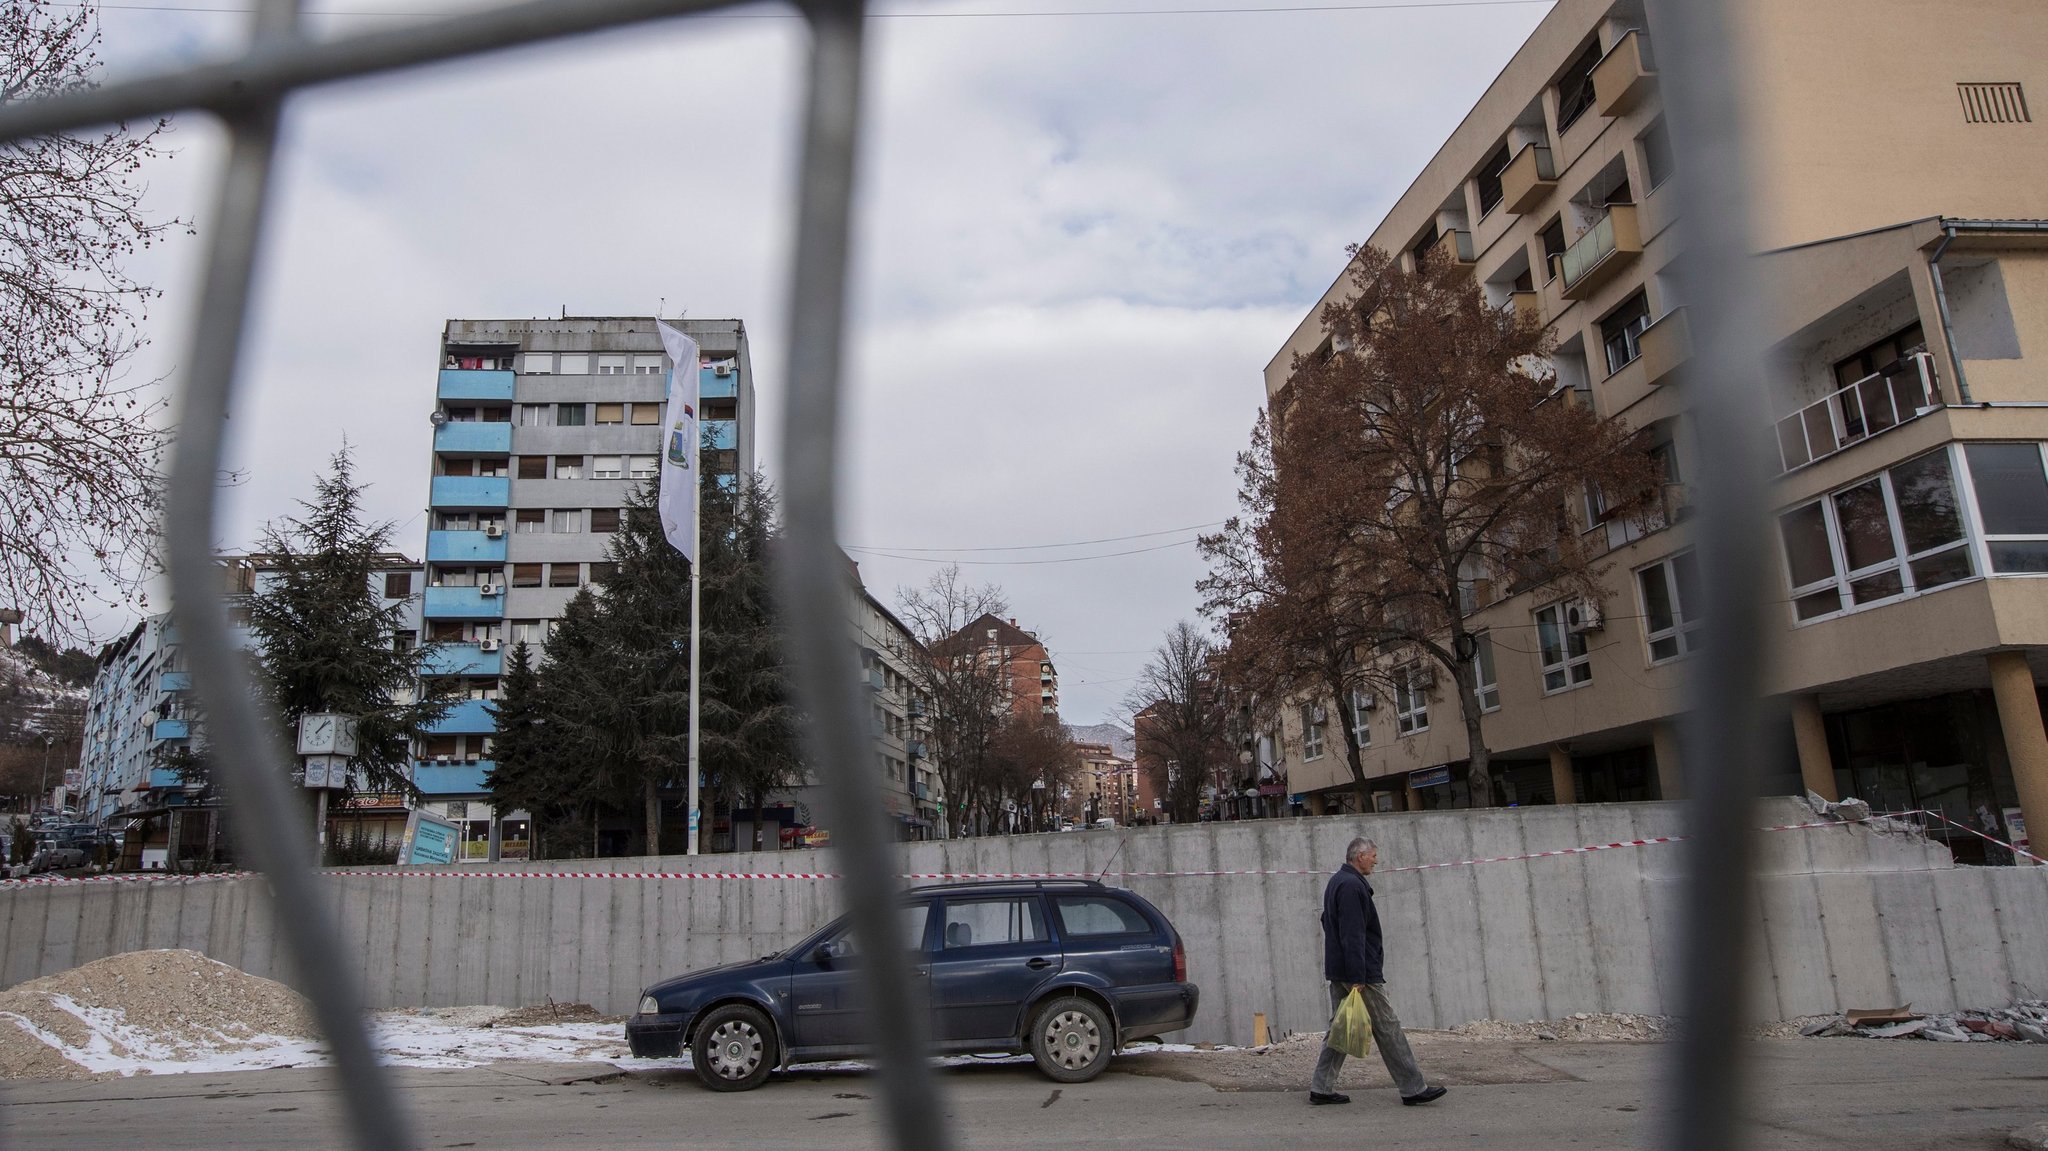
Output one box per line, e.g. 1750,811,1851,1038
1347,688,1372,749
1534,603,1593,693
1635,551,1703,664
1960,442,2048,576
632,354,665,375
628,454,660,479
1300,703,1326,761
1779,444,1981,625
554,457,584,480
597,353,628,375
551,509,583,534
1394,665,1429,735
1473,634,1500,711
557,353,589,375
521,352,553,375
592,455,623,479
517,403,551,427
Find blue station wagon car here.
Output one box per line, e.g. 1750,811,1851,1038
626,879,1199,1091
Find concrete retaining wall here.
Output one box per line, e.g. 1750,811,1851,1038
3,799,2043,1047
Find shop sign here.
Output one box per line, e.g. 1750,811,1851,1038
1409,766,1452,789
398,809,461,865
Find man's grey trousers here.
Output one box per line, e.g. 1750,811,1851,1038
1310,980,1427,1097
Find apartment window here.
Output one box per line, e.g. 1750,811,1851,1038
590,507,621,533
1347,688,1372,749
592,455,623,479
589,561,617,584
628,454,660,479
1409,223,1440,268
481,406,511,423
383,572,412,598
511,563,543,588
476,457,509,478
514,508,545,533
1963,443,2048,572
1300,703,1326,761
1555,38,1604,131
597,354,628,375
429,620,465,642
1394,665,1429,735
630,402,662,426
445,406,477,422
1601,292,1653,375
392,629,417,653
558,353,589,374
1636,551,1703,663
437,512,473,530
1778,446,1975,622
549,563,581,588
633,354,665,375
518,404,550,427
1475,141,1513,217
556,403,586,427
521,352,553,374
1640,118,1674,190
1833,322,1926,390
510,619,545,645
1957,82,2030,124
1534,603,1593,692
595,403,625,425
517,455,547,480
1537,217,1567,282
1473,634,1500,711
554,456,585,480
551,509,583,534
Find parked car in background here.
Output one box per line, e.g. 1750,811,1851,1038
27,844,88,874
627,879,1199,1091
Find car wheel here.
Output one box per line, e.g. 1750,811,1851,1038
691,1003,777,1092
1029,996,1113,1083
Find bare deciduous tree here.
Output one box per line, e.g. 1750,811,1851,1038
0,0,184,639
894,564,1010,837
1126,620,1232,824
1211,245,1661,805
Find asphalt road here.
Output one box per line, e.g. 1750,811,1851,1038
4,1040,2046,1150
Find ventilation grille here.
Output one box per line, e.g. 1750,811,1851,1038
1958,82,2030,123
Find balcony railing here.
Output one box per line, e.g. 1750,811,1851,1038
700,362,739,400
429,475,510,509
423,585,508,621
426,529,509,565
1592,28,1657,118
436,368,515,403
1501,144,1556,215
1558,203,1642,300
1774,352,1941,473
433,420,513,455
1426,228,1475,267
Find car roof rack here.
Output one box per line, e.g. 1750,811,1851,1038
906,877,1107,893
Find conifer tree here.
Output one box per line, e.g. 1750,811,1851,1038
481,641,583,857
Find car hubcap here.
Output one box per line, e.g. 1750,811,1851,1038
707,1020,762,1079
1043,1009,1101,1069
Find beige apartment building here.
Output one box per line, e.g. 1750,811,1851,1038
1264,0,2048,860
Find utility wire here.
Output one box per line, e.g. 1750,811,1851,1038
846,519,1224,554
851,536,1201,565
78,0,1553,18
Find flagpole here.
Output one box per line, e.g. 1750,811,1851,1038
687,428,703,856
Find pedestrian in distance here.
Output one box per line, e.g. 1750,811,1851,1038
1309,836,1447,1107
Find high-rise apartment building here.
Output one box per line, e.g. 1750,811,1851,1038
1264,0,2048,858
938,614,1059,721
415,317,755,856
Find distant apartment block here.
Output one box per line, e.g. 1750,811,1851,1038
940,614,1059,722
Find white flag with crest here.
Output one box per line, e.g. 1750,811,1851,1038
657,321,701,564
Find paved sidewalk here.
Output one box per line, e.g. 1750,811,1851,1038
3,1040,2045,1149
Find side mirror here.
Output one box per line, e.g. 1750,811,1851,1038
813,939,849,965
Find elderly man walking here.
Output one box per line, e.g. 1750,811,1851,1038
1309,836,1446,1107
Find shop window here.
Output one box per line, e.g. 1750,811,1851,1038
1963,443,2048,572
1636,551,1702,663
1535,603,1593,692
511,563,543,588
1394,665,1429,735
1473,634,1500,711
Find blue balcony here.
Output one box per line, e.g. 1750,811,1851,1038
422,643,503,677
438,368,515,403
423,587,507,621
148,767,187,789
713,472,738,493
158,670,192,692
706,419,737,450
433,421,512,455
700,364,738,399
429,697,498,733
430,476,509,509
426,530,508,565
414,760,493,796
152,718,191,741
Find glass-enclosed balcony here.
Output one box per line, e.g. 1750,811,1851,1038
1559,204,1642,300
414,760,493,795
421,642,503,678
437,368,515,402
423,586,507,620
430,475,510,509
426,530,508,565
433,421,512,455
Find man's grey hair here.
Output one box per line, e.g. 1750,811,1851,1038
1346,837,1376,861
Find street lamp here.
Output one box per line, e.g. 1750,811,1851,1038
38,733,56,810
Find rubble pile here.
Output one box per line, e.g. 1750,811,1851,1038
1797,1002,2048,1043
1444,1012,1674,1042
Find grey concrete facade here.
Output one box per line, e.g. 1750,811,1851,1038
4,801,2041,1047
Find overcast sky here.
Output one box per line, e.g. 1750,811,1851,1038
93,0,1552,726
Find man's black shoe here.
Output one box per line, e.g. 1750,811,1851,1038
1401,1086,1448,1106
1308,1092,1350,1106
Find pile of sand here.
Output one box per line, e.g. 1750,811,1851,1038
0,949,316,1080
489,1002,608,1028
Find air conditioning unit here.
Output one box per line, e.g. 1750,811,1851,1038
466,755,481,764
435,754,452,763
1311,705,1328,724
714,362,735,377
1566,598,1605,631
1411,666,1437,689
483,524,505,538
1354,693,1377,710
479,638,502,652
479,583,503,597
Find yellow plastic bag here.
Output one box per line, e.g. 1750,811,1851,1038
1325,986,1374,1058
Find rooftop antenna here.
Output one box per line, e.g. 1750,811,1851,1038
657,296,665,318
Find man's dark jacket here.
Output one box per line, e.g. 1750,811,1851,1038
1321,864,1385,984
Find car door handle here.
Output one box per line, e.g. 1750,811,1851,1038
1026,957,1053,969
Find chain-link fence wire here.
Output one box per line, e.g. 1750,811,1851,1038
0,2,1769,1149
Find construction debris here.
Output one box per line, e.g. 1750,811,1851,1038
1802,1001,2048,1043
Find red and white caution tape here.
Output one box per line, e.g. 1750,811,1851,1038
5,811,1976,889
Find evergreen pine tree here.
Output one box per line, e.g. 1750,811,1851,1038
482,641,582,856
